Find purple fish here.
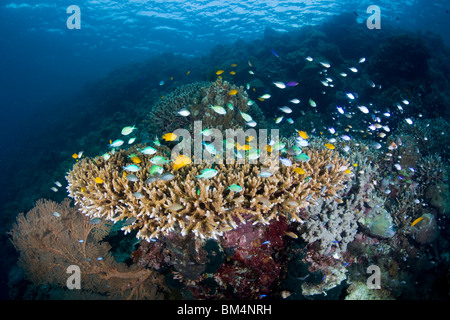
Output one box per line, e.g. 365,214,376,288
285,81,299,87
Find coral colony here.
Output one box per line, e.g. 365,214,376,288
7,22,450,300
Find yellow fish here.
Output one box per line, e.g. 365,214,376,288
131,156,141,164
172,154,191,170
230,71,236,75
236,143,251,151
344,169,352,174
228,89,238,95
284,231,298,239
94,177,104,184
230,63,237,67
264,145,273,152
80,187,86,192
186,70,190,75
353,163,358,167
162,132,178,141
293,168,305,175
216,70,224,75
298,131,308,139
325,143,335,150
411,217,424,227
246,136,255,142
257,97,265,101
72,153,78,159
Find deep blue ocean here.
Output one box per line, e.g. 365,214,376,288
1,0,449,302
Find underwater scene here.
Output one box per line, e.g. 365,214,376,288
0,0,449,303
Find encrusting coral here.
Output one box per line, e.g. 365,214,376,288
66,146,352,242
9,198,166,299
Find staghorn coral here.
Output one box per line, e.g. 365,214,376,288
9,198,166,299
66,146,351,242
146,79,264,135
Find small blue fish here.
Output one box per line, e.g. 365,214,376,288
271,49,279,58
262,240,270,245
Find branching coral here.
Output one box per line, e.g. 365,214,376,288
66,147,351,242
9,198,166,299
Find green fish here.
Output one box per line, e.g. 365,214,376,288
227,103,234,110
150,156,169,165
203,142,217,155
109,139,124,148
121,125,137,136
247,149,260,160
139,146,157,155
227,184,243,192
123,164,140,172
295,153,310,162
153,136,161,146
239,110,253,122
200,128,212,136
150,165,164,176
272,141,286,151
196,168,218,179
209,105,227,115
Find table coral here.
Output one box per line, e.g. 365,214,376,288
66,146,351,242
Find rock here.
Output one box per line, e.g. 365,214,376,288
426,183,450,215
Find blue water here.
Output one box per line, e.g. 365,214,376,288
1,0,449,300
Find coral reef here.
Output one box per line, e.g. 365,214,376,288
66,146,351,242
367,34,430,85
8,199,166,299
145,79,265,135
411,213,440,245
345,281,394,300
425,183,450,216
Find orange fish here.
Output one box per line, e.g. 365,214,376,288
325,143,335,150
298,131,308,139
94,177,104,184
411,217,424,227
162,132,178,141
236,142,251,151
172,154,191,170
131,156,141,164
72,153,78,159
